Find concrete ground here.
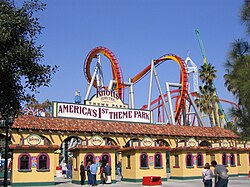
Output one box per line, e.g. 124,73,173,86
2,176,249,186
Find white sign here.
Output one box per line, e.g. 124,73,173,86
90,135,103,146
53,102,152,123
25,134,43,146
142,137,153,147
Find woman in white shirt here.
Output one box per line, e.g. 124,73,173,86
202,163,213,187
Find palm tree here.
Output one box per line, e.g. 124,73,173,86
197,63,219,127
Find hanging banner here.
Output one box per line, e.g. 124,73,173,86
53,102,153,123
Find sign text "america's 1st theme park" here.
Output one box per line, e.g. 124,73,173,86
53,102,153,123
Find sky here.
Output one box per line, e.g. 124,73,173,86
18,0,246,121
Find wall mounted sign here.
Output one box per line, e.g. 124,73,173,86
142,137,153,147
90,135,103,146
222,140,229,147
53,101,153,123
187,138,198,147
25,134,43,146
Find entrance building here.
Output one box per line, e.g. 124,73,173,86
6,114,250,186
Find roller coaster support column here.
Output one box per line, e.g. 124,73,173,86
147,60,154,111
148,60,171,124
187,93,205,127
84,55,101,100
128,78,135,109
166,82,181,125
108,79,135,109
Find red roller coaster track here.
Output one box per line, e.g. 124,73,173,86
84,47,188,124
84,46,124,99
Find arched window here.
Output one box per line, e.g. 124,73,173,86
230,153,235,166
140,153,148,168
18,153,31,171
197,153,203,167
101,153,111,166
222,153,227,166
186,153,193,167
37,153,50,170
84,153,95,166
154,153,162,168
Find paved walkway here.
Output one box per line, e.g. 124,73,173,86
2,176,249,186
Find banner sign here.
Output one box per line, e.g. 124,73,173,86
53,102,153,123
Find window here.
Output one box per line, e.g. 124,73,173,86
101,153,111,166
197,153,203,167
84,153,94,166
174,155,179,168
37,153,50,170
154,153,162,168
140,153,148,168
237,154,241,166
126,155,131,169
222,153,227,166
230,153,235,166
18,153,31,171
186,153,193,167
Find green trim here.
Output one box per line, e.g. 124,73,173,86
170,176,202,180
12,182,54,186
238,173,248,176
122,178,142,182
229,174,239,177
170,174,242,180
72,180,81,184
122,178,167,182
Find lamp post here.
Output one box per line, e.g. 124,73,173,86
0,117,13,187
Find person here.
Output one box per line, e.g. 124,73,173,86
116,161,121,176
104,162,112,184
80,161,86,185
86,161,92,185
211,160,229,187
61,161,67,178
98,161,105,185
90,161,98,186
67,161,72,179
202,163,213,187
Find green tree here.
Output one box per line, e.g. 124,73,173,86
196,63,219,127
223,1,250,139
0,0,58,120
224,40,250,139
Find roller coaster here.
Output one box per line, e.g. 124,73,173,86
83,46,238,127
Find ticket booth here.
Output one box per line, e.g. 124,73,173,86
120,146,169,182
9,133,59,186
70,135,120,185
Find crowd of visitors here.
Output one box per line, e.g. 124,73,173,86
80,160,112,186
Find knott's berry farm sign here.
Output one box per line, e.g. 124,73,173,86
52,102,153,123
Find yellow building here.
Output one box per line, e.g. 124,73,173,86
6,114,250,186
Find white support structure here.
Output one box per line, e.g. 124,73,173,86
185,57,198,93
85,55,104,100
147,60,171,124
108,79,135,109
165,82,182,125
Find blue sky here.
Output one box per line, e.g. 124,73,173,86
19,0,246,119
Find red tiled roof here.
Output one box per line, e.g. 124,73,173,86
11,115,239,139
